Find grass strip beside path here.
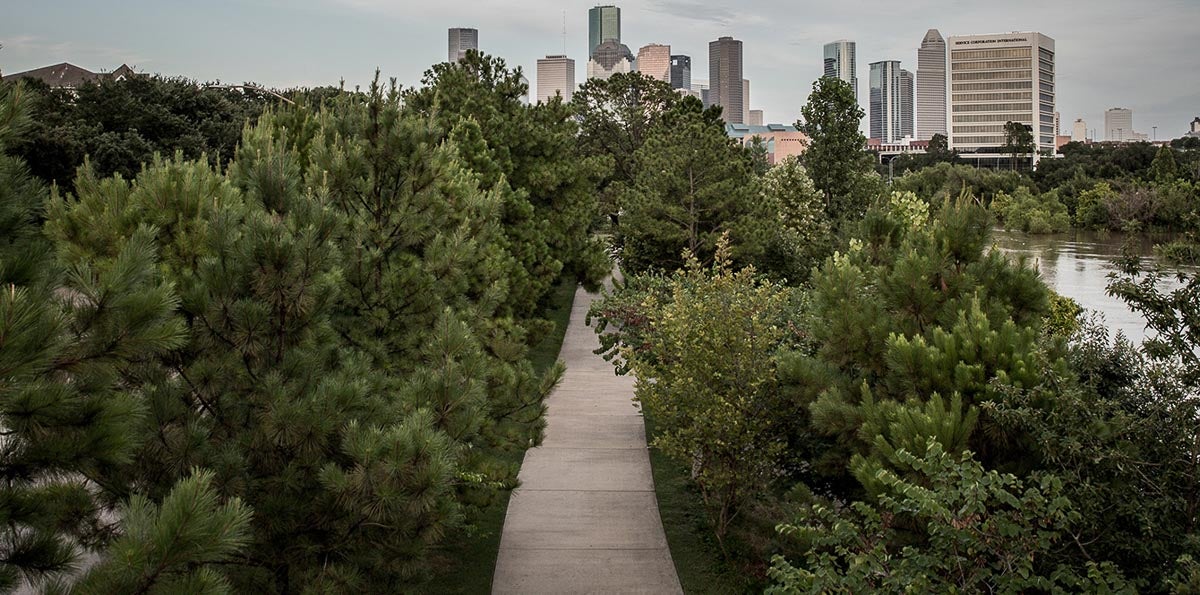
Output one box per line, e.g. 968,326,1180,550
423,276,578,594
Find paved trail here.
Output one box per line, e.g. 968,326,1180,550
492,283,683,594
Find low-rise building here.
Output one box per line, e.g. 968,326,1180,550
3,62,137,89
726,123,808,165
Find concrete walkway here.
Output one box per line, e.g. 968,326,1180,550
492,284,683,594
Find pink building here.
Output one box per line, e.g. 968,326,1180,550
726,124,809,165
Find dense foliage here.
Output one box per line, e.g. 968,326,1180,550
2,53,606,592
3,75,282,190
592,186,1200,591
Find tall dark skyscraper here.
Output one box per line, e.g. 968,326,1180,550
870,60,909,143
900,68,915,140
588,5,621,59
709,36,743,124
670,55,691,90
448,28,478,63
823,40,857,101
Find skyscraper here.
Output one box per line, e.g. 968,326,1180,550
823,40,857,101
709,36,744,124
946,32,1056,161
670,55,691,90
742,79,750,124
588,5,621,59
636,44,671,83
587,40,634,80
916,29,947,140
448,28,478,62
1105,108,1134,141
537,55,575,103
748,109,764,126
899,69,914,140
869,60,906,143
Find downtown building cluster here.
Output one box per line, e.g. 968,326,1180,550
834,30,1059,163
517,5,761,125
450,14,1195,159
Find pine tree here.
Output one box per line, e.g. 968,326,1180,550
619,98,776,274
403,53,610,310
46,150,465,590
3,84,244,592
780,194,1054,491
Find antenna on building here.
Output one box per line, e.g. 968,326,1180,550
562,11,567,55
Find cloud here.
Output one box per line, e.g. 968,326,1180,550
1,35,149,70
644,0,737,26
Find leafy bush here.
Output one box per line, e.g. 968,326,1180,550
991,187,1070,233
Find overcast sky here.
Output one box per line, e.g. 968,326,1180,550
4,0,1198,137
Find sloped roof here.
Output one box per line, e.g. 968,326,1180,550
4,62,137,88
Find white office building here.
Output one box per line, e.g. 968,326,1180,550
536,55,575,103
1105,108,1134,142
946,32,1056,162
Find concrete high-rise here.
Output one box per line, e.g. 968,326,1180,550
1072,118,1088,142
587,40,634,80
823,40,857,101
670,55,691,90
709,36,744,124
748,109,764,126
448,28,478,62
588,5,621,58
1105,108,1134,141
900,69,914,140
636,44,671,83
869,61,907,143
946,32,1056,161
916,29,947,139
537,55,575,103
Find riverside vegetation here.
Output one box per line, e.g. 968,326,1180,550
3,57,1198,593
588,74,1200,592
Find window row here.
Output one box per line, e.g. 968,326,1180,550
952,70,1032,82
951,59,1032,71
952,81,1032,92
950,48,1032,60
953,102,1033,112
953,135,1007,144
953,125,1008,133
953,114,1031,123
952,92,1032,102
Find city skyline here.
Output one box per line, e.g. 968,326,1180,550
3,0,1198,136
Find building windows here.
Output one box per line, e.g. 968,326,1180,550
952,81,1032,92
955,135,1007,144
953,114,1031,123
951,59,1032,71
953,102,1033,112
952,70,1032,82
952,92,1032,102
953,125,1008,133
950,48,1032,60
